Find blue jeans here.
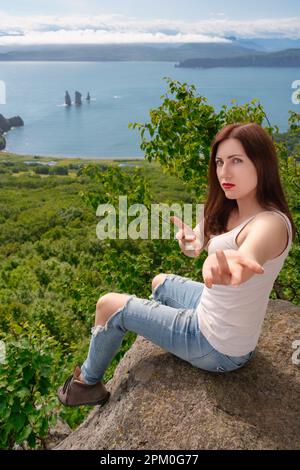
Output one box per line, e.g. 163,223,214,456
81,274,254,384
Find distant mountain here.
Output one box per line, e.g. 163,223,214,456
226,37,266,52
1,40,299,62
0,42,259,62
236,38,300,52
176,48,300,68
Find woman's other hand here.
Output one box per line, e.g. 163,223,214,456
170,216,204,258
175,228,203,257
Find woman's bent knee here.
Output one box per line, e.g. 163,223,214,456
95,293,131,324
152,273,168,292
96,292,114,309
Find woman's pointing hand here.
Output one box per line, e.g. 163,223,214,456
202,249,264,288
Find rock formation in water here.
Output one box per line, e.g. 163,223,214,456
65,91,71,106
86,92,91,101
75,91,82,106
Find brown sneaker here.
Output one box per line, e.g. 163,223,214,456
57,365,110,407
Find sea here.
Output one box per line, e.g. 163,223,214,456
0,61,299,159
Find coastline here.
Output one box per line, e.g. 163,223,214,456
0,150,146,167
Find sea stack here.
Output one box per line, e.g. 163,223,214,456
65,91,71,106
75,91,82,106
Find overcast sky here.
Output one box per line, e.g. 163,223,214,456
0,0,299,46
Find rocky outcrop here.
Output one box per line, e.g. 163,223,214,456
56,299,300,450
45,418,72,449
0,113,24,134
8,116,24,127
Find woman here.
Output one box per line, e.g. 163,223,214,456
57,122,296,407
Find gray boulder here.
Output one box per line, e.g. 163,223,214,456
56,299,300,450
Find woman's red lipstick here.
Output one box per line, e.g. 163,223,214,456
222,183,235,188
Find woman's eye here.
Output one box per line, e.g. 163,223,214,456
216,159,242,166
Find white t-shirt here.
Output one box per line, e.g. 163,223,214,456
196,210,293,356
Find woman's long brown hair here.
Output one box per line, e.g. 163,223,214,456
203,122,297,242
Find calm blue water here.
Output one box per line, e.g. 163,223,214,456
0,62,299,159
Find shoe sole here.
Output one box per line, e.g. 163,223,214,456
57,391,111,407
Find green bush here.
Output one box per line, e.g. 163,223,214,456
34,166,49,175
0,322,61,449
50,166,68,176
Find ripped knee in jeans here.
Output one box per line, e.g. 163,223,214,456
91,294,137,335
150,273,182,300
150,275,169,299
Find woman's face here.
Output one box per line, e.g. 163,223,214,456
215,138,258,201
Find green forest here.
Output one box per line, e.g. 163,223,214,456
0,78,299,449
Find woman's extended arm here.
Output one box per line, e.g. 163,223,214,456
202,213,288,288
237,213,288,265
